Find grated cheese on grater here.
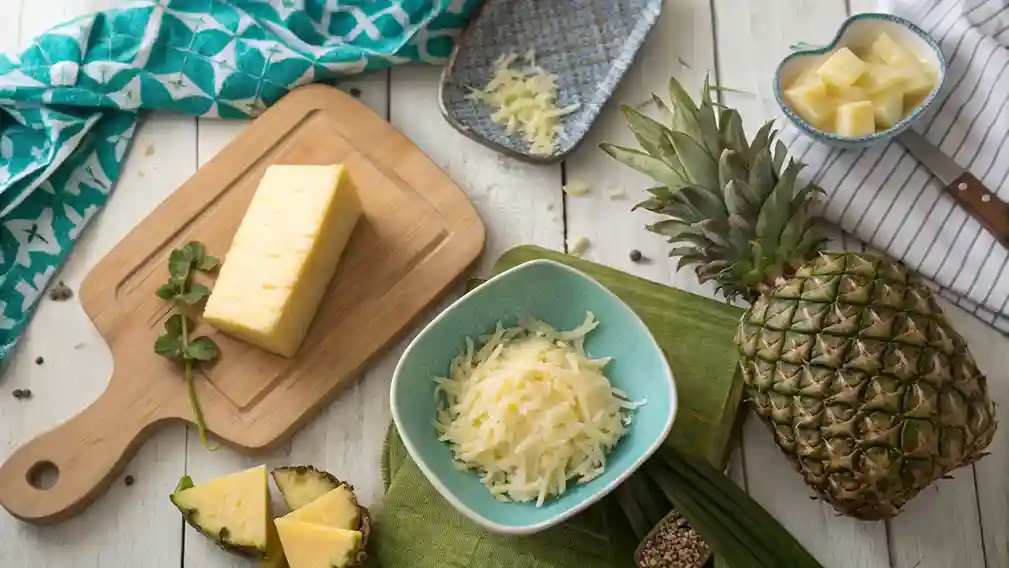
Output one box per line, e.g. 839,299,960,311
433,312,643,507
466,50,580,156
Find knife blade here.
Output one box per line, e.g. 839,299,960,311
897,129,1009,250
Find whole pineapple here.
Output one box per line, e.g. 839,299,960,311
603,76,997,520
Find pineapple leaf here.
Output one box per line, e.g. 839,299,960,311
667,77,703,142
724,180,759,217
729,213,754,253
614,482,650,539
747,121,775,164
719,150,749,191
645,186,675,200
628,471,669,528
773,139,789,174
669,132,719,191
600,494,645,568
720,109,749,157
748,148,776,199
755,160,802,257
633,197,667,212
620,104,678,161
697,75,722,159
675,254,707,273
673,185,728,224
792,182,825,216
600,143,687,189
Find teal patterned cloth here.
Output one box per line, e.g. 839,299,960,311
0,0,479,363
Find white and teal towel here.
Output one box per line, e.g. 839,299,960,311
0,0,479,364
786,0,1009,332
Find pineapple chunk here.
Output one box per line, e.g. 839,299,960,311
828,84,869,103
784,79,836,129
894,62,936,97
868,31,913,67
835,101,876,137
868,32,935,97
858,62,907,94
871,87,905,129
816,47,867,88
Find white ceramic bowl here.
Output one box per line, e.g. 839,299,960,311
773,12,946,150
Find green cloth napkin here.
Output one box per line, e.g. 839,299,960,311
0,0,480,364
373,426,634,568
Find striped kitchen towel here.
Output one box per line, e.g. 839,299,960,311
784,0,1009,332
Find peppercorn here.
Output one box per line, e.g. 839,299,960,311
125,475,135,486
34,356,43,365
349,87,362,98
20,388,32,399
12,388,23,399
630,249,643,262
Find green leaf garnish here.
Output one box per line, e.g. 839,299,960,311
155,283,178,300
154,333,183,359
176,284,212,305
156,241,220,451
186,337,219,361
197,255,219,272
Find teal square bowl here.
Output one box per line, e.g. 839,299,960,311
390,258,677,535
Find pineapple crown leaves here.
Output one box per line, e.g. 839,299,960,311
601,74,828,303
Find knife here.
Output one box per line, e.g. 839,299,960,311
898,129,1009,250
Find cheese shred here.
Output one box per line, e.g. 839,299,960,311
433,312,643,507
466,50,581,157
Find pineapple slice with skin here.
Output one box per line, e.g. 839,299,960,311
784,79,836,129
871,87,905,129
274,519,365,568
836,100,876,137
816,47,868,88
272,466,341,511
170,465,271,558
283,486,361,532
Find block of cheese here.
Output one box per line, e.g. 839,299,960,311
203,164,363,357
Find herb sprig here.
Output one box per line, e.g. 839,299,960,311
155,241,220,451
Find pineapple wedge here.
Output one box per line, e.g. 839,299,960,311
816,47,867,88
835,101,876,137
283,486,362,532
871,87,905,129
272,466,342,511
170,465,271,558
274,519,365,568
784,79,836,129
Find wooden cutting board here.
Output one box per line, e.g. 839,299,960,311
0,84,485,525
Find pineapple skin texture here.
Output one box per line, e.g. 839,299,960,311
735,252,997,520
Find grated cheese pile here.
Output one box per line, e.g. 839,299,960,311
433,312,643,507
467,50,580,156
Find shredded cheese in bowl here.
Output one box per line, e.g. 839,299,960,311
433,312,643,507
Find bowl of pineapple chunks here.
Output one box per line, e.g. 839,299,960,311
774,12,945,147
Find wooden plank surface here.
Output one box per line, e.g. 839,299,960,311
3,0,1009,567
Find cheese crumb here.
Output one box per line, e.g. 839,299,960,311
607,188,627,200
563,180,590,196
568,236,589,257
433,313,643,506
467,51,580,156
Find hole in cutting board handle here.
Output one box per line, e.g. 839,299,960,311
26,460,59,490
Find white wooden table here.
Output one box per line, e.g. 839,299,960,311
2,1,1007,567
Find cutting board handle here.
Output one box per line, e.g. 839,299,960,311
0,385,162,525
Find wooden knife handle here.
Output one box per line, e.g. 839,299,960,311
947,173,1009,250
